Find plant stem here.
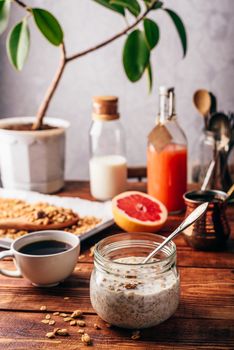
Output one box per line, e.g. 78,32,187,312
32,43,67,130
13,0,27,10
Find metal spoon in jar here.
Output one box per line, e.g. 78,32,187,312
143,202,209,264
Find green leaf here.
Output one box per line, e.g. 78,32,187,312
123,29,150,82
0,0,11,35
164,8,187,57
6,19,30,70
93,0,125,15
111,0,140,17
146,61,153,93
144,18,160,49
152,1,163,10
32,8,63,46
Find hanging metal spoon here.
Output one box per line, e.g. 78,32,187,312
143,202,209,264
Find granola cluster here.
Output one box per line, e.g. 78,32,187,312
0,198,101,239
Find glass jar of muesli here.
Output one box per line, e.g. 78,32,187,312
90,232,180,329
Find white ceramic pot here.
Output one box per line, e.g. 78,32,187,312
0,117,70,193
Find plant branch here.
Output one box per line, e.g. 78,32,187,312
32,43,67,130
66,5,153,62
31,0,158,129
13,0,28,10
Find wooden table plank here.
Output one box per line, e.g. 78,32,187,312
0,181,233,349
0,311,233,349
0,263,233,321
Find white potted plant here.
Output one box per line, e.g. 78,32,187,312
0,0,187,193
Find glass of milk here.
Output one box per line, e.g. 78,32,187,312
89,96,127,200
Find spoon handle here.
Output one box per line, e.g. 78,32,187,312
143,202,209,264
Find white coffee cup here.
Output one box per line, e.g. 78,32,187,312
0,230,80,287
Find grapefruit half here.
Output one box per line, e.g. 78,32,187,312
112,191,168,232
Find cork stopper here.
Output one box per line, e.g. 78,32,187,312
92,96,119,121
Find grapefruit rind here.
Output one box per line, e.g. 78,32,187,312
112,191,168,233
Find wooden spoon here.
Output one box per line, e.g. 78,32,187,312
193,89,211,129
0,215,79,231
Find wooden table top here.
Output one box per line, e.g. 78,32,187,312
0,181,233,349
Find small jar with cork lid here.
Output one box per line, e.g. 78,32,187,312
89,96,127,200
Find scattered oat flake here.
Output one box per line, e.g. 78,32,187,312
75,267,81,271
78,329,85,334
46,332,55,339
71,310,83,318
94,323,101,330
41,319,49,324
57,328,69,336
45,314,51,320
60,313,68,317
77,320,86,327
49,320,55,325
64,317,72,322
40,305,47,311
105,323,112,328
131,330,141,340
81,333,92,345
53,312,59,316
64,297,70,300
89,245,96,257
70,320,77,326
78,254,85,260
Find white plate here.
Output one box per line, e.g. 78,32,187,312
0,188,114,248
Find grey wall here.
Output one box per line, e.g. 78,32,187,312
1,0,234,180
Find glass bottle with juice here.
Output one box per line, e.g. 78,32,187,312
147,87,187,213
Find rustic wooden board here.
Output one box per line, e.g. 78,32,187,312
0,311,233,349
0,181,233,349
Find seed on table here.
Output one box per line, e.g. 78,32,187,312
40,305,47,311
46,332,55,339
78,329,84,334
81,333,92,345
57,328,69,336
45,314,51,320
70,320,77,326
77,320,86,327
41,319,50,324
53,312,59,316
49,320,55,325
71,310,83,318
64,317,73,322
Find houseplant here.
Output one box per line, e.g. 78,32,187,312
0,0,187,193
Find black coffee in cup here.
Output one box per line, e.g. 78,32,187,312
19,240,72,256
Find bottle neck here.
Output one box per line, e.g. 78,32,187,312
158,93,168,124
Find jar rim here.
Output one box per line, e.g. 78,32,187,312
94,232,176,267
